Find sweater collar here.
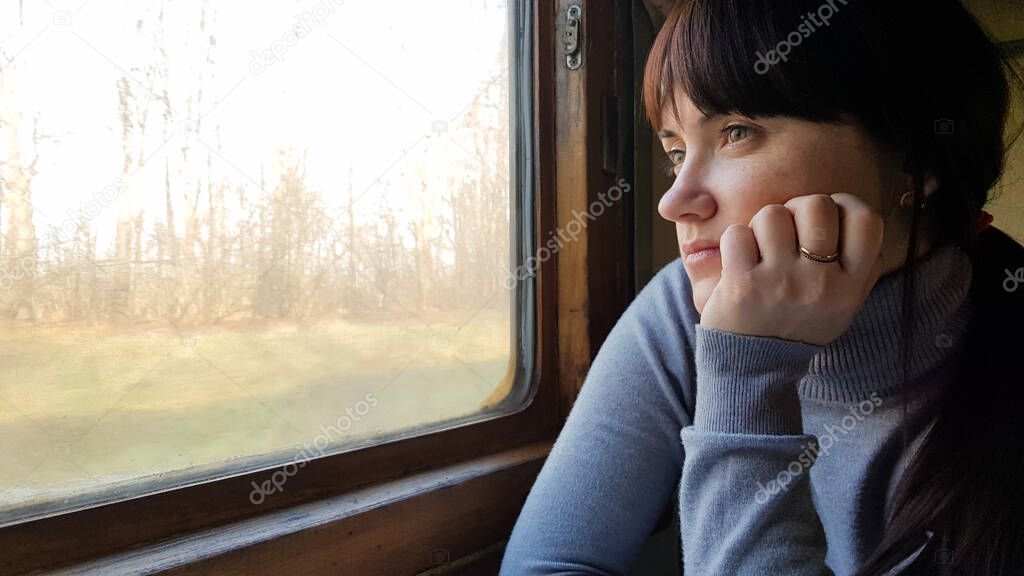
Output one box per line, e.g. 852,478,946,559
798,241,972,403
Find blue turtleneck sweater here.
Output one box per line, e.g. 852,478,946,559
499,241,973,575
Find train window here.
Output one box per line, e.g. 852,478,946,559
2,0,1020,572
991,49,1024,243
0,0,527,527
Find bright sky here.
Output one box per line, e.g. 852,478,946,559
1,0,509,253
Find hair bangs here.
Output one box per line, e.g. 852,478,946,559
643,0,852,132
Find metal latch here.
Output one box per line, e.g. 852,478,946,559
564,4,582,70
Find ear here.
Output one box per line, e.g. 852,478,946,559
901,161,940,199
924,174,940,198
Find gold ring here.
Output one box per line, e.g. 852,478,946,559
799,245,840,263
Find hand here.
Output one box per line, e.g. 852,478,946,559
699,193,885,346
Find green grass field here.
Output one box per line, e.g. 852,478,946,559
0,310,512,514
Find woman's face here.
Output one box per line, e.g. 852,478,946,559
657,92,928,315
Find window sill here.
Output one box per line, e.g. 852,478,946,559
41,442,550,575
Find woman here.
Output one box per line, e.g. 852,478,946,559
500,0,1024,574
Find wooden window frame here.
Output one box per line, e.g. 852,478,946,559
0,1,636,574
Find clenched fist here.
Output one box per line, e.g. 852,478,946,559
698,193,886,346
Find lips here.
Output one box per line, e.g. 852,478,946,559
681,240,720,256
684,247,720,266
681,240,721,267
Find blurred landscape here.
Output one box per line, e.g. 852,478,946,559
0,0,514,515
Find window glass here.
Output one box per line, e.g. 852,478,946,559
0,0,519,523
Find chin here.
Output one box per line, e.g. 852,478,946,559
691,286,710,316
684,267,719,316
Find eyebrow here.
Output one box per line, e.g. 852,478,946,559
657,114,722,138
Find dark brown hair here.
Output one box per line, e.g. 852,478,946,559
643,1,1024,573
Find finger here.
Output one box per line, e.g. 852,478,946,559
748,204,797,265
784,194,839,264
719,224,758,274
830,193,885,277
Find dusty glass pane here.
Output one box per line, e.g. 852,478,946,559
0,0,514,521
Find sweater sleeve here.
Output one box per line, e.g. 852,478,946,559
500,263,697,575
679,324,834,575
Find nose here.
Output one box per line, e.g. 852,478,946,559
657,166,716,223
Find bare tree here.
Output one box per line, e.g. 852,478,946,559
0,38,40,321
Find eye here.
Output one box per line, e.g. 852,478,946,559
662,148,685,176
723,124,753,144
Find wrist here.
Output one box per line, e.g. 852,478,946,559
693,325,823,434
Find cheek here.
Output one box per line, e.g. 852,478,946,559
710,163,798,224
772,138,888,209
720,153,881,223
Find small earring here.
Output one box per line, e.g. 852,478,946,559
899,190,928,209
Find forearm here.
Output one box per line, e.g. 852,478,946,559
679,325,833,575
